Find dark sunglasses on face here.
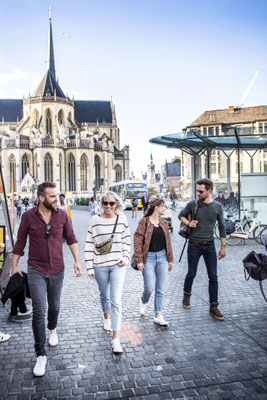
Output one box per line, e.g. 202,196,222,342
45,223,51,238
197,190,204,194
102,201,116,206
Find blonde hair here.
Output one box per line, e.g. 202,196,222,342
99,191,124,215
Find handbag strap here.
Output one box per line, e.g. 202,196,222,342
110,215,119,239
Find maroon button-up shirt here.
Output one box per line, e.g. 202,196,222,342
13,206,78,274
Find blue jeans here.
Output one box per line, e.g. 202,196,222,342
94,264,126,331
184,241,218,303
27,266,64,356
142,250,168,314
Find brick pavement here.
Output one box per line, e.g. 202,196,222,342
0,208,267,400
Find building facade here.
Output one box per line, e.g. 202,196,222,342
0,14,129,200
181,105,267,197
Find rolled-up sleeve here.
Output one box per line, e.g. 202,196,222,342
64,213,78,245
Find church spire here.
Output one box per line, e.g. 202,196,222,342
47,4,56,79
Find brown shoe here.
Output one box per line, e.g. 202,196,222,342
209,302,224,321
182,291,191,309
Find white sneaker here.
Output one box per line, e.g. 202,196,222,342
112,338,123,354
48,329,58,346
33,355,47,377
0,332,10,343
154,315,169,326
103,318,111,331
139,300,147,316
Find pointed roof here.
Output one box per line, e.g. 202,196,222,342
47,6,56,79
32,7,65,99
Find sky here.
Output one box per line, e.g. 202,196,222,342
0,0,266,178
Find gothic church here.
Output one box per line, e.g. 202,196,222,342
0,13,129,199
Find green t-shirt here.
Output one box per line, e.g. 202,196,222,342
178,200,226,241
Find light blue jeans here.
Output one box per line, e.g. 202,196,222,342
94,264,126,331
142,250,168,314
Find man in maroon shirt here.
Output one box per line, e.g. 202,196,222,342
12,182,82,377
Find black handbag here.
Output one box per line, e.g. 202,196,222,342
243,251,267,281
131,218,148,270
178,200,198,239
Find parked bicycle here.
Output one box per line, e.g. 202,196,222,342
225,211,264,246
214,209,264,244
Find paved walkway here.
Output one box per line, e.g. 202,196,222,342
0,208,267,400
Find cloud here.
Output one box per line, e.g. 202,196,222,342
0,68,39,98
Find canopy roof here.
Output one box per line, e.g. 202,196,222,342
149,131,267,155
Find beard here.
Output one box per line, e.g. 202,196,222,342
43,198,56,211
199,194,208,202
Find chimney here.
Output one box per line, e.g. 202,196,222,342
229,106,235,113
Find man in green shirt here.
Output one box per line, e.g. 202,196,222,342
178,178,226,320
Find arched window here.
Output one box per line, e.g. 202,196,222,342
21,154,29,179
59,153,62,191
80,154,88,191
95,156,101,190
10,156,16,192
44,153,53,182
115,165,122,182
68,154,76,191
32,109,39,128
46,109,52,135
58,110,64,126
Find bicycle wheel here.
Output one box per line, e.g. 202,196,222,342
253,224,263,244
259,226,267,246
226,233,242,246
259,280,267,302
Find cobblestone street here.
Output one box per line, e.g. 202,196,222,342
0,208,267,400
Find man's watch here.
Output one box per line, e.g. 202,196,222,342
221,243,226,248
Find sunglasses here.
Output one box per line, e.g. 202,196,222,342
45,223,51,238
197,190,205,194
102,201,116,206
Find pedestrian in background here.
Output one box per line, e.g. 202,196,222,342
84,191,131,354
89,197,96,217
131,196,139,218
11,181,82,377
178,178,226,320
141,192,149,213
215,191,225,206
59,194,72,223
134,198,173,326
16,196,23,218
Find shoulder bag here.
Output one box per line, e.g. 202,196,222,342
178,200,198,238
95,215,119,255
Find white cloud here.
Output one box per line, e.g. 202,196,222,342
0,68,39,98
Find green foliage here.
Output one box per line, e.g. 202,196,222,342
75,197,90,206
148,186,159,197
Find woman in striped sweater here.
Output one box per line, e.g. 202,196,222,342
84,191,131,354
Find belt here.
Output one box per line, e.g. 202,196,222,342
189,239,213,245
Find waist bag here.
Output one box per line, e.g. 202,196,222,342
95,215,119,255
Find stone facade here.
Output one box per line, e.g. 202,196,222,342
181,105,267,197
0,14,129,200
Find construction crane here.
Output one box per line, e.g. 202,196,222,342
237,71,259,108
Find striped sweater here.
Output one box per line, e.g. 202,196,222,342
84,213,131,274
